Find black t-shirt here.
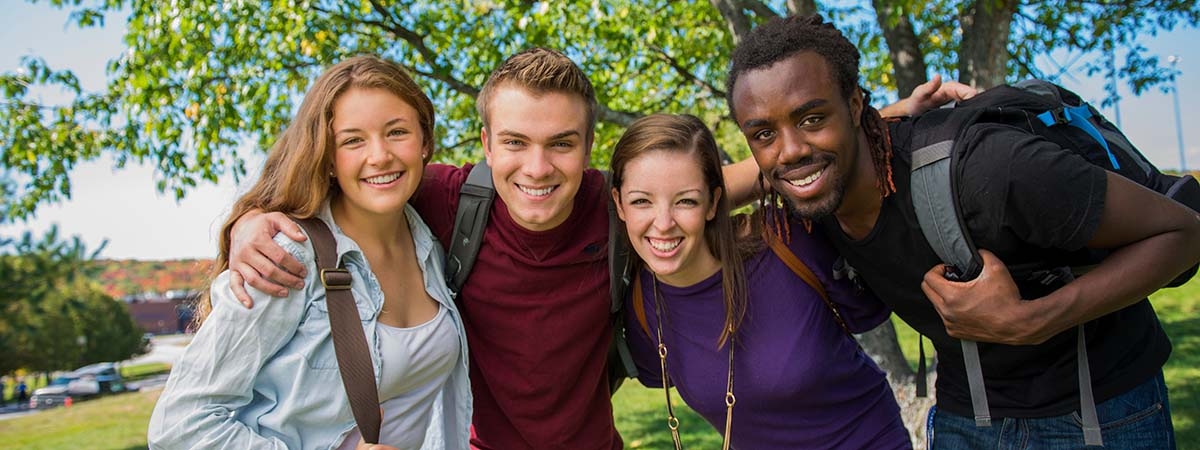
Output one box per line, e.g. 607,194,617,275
819,121,1172,418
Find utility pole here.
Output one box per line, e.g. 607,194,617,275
1169,55,1187,172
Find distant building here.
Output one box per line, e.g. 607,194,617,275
124,291,198,335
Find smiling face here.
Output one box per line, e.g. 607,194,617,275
613,150,722,287
731,51,866,221
482,85,592,232
330,87,426,219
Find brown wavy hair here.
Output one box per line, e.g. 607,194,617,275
610,114,748,347
195,55,436,325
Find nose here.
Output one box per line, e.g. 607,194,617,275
365,137,394,166
652,205,676,232
522,147,555,180
777,128,812,163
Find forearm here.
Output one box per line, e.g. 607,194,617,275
722,156,762,208
148,403,289,449
1027,224,1200,340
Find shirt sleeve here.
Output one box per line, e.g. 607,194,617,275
624,272,665,389
147,233,317,449
791,221,891,333
410,163,471,248
958,125,1107,251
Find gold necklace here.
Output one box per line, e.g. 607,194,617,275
651,276,735,450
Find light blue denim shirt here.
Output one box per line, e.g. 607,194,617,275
148,203,471,450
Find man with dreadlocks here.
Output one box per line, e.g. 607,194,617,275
728,14,1200,449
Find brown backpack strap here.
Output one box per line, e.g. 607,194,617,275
765,233,856,339
293,217,382,444
631,275,651,338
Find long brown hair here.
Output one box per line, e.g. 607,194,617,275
610,114,748,347
196,55,436,325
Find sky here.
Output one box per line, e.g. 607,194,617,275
1,2,1199,261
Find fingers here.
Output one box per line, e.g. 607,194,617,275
252,238,307,287
913,74,943,100
266,212,308,243
231,271,255,308
236,255,298,297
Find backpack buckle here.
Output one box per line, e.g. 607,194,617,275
1026,266,1074,286
1046,107,1071,125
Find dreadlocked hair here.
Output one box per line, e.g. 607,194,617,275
860,89,896,199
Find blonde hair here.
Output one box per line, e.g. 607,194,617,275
196,55,435,325
476,47,597,135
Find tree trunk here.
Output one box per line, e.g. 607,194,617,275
872,0,928,97
859,320,936,447
786,0,817,16
710,0,754,43
958,0,1019,89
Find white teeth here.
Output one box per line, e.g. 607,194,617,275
649,238,681,252
365,173,401,184
787,168,823,187
518,185,554,196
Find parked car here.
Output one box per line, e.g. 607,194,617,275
29,362,126,409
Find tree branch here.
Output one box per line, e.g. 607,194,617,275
650,46,727,98
744,0,783,18
338,1,482,98
597,105,639,127
785,0,817,16
709,0,753,43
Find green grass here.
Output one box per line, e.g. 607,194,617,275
119,362,170,382
612,382,723,447
0,388,161,450
892,276,1200,447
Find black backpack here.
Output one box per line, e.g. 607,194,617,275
902,79,1200,446
443,161,638,395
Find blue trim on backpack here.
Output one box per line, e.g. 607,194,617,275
1036,106,1121,170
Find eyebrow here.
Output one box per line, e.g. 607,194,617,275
495,129,582,141
626,188,704,197
740,98,828,129
334,117,410,136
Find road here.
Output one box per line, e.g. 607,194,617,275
0,334,189,420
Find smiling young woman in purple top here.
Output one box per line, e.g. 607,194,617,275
610,113,911,449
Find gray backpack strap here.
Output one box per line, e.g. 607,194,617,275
604,169,639,388
445,161,495,293
910,140,982,281
910,139,991,428
1078,327,1102,446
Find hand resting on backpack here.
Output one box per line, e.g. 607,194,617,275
228,209,309,307
878,74,978,118
922,172,1200,346
920,249,1034,345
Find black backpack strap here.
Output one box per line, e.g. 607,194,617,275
604,169,638,393
445,161,495,293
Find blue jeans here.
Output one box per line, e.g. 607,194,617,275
927,372,1175,449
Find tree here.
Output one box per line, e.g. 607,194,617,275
3,0,1197,438
0,226,141,376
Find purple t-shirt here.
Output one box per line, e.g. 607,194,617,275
626,216,911,449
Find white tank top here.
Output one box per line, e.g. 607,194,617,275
337,304,460,450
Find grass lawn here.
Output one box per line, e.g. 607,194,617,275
0,388,161,450
0,280,1194,449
